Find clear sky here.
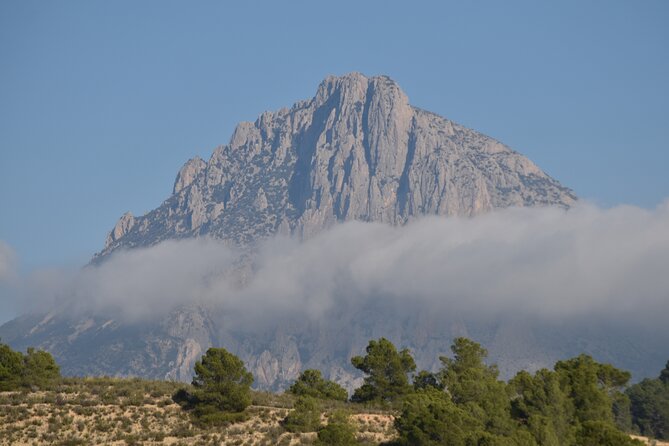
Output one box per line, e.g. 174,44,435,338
0,0,667,279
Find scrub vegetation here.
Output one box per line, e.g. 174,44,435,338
1,339,667,445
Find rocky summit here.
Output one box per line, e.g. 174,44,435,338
0,73,600,390
98,72,575,258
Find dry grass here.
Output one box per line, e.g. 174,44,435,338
631,435,669,446
0,378,397,446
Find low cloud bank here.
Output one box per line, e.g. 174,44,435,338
4,200,669,329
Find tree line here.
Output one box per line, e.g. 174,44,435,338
174,337,669,445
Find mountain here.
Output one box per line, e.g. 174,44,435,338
98,72,574,258
0,73,604,389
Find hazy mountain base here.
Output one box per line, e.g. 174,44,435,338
1,299,665,391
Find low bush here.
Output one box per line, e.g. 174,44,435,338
282,396,322,433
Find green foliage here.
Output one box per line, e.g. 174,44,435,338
190,407,248,425
661,360,669,385
191,347,253,413
289,369,348,401
612,392,633,432
22,347,61,389
173,347,253,425
627,361,669,440
394,338,542,445
394,338,638,446
554,354,629,425
509,369,575,445
525,415,562,446
316,410,358,446
0,342,24,390
510,355,638,446
282,396,322,433
0,342,60,391
439,337,514,436
350,338,416,403
413,370,444,391
576,421,643,445
394,387,481,446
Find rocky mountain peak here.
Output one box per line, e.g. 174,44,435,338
314,72,407,109
97,72,576,258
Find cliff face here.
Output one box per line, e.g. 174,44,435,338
1,73,588,389
98,73,574,257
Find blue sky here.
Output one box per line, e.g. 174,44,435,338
0,0,667,278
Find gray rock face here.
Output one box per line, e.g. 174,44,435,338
104,212,135,250
1,73,590,389
173,157,206,195
98,73,574,257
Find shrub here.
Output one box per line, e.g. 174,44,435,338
289,369,348,402
282,396,322,433
316,410,358,446
0,342,60,391
22,347,61,389
0,343,24,390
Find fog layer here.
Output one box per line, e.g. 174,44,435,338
4,201,669,331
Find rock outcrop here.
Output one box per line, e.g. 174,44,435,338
104,212,135,250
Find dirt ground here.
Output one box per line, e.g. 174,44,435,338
0,381,397,446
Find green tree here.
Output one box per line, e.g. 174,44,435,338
350,338,416,403
554,354,629,425
394,387,482,446
21,347,60,390
316,410,358,446
509,369,575,446
439,338,515,436
183,347,253,423
283,396,322,433
627,363,669,440
0,342,24,391
289,369,348,401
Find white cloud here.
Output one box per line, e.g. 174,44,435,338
9,200,669,331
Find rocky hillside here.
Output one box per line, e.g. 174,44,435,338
98,72,574,258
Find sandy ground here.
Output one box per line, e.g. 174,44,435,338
631,435,669,446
